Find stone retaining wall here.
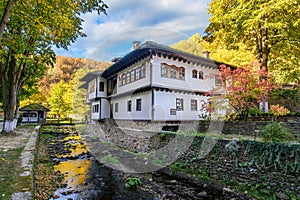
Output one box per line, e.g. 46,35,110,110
199,120,300,139
103,119,199,132
87,123,154,152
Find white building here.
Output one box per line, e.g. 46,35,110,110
80,41,226,130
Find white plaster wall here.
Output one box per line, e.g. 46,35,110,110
91,100,100,120
101,99,110,119
116,59,151,95
111,91,152,120
153,90,208,121
151,56,216,92
87,78,96,100
97,77,107,98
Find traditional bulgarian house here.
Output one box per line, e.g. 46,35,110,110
80,41,226,131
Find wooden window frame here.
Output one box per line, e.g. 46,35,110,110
199,71,204,80
136,98,142,111
115,102,118,112
127,100,132,112
191,99,197,111
176,98,184,111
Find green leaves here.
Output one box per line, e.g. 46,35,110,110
48,80,73,119
0,0,107,131
206,0,300,82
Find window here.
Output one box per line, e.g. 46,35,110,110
199,71,204,80
99,82,104,92
126,72,130,84
176,98,184,111
89,80,96,94
23,112,37,118
141,64,146,78
161,63,185,80
135,67,140,80
170,66,177,79
191,99,197,111
115,103,118,112
215,75,222,86
119,74,122,87
127,100,132,112
179,67,185,80
130,70,135,82
92,104,99,113
121,74,126,86
161,64,168,77
118,63,147,87
192,70,197,78
136,99,142,111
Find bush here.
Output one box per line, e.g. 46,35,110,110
248,106,263,117
124,177,141,189
259,122,294,142
269,105,290,121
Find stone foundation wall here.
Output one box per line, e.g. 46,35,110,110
108,119,199,132
86,120,200,153
87,123,155,152
199,119,300,139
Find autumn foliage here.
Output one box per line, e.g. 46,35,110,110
269,105,290,121
214,61,276,120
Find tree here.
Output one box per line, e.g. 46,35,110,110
214,62,275,120
0,0,17,39
172,33,255,67
48,80,73,122
0,0,108,133
172,34,205,56
20,56,110,112
205,0,300,75
72,67,92,121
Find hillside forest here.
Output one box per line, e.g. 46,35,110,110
19,56,110,121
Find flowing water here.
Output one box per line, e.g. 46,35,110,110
46,126,155,200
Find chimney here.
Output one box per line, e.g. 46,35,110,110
203,51,210,59
133,41,141,50
111,57,122,63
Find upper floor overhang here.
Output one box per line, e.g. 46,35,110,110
79,71,103,89
101,41,233,79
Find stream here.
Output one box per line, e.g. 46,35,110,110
46,126,156,200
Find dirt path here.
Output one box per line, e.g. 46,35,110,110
0,126,34,151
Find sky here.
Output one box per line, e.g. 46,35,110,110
53,0,211,62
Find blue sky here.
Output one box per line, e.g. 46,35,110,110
53,0,211,61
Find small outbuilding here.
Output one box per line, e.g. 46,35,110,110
19,104,50,123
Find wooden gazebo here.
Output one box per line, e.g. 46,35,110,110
19,104,50,123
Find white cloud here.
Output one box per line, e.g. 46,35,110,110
54,0,211,60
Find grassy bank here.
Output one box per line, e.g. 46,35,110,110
0,147,24,199
34,131,63,200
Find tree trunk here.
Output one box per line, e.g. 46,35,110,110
2,77,17,133
1,53,18,133
0,0,18,40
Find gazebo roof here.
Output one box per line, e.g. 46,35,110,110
19,104,50,112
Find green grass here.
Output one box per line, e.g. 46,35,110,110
0,147,25,200
75,124,87,133
34,132,63,199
